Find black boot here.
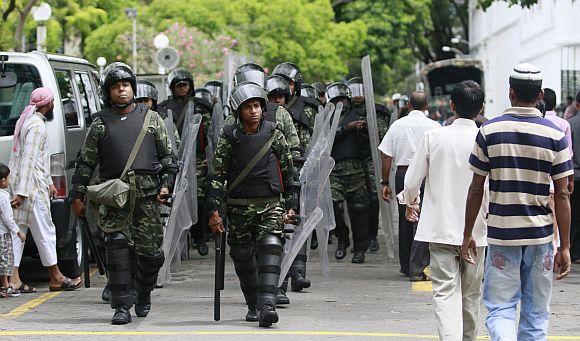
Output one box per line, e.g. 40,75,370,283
105,233,134,325
111,305,132,325
197,240,209,256
134,252,165,318
368,237,379,252
246,304,259,322
259,302,279,327
335,240,349,260
101,282,111,302
276,279,290,305
290,252,310,292
257,235,283,328
352,251,365,264
230,245,259,320
310,231,318,250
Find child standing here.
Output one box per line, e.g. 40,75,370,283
0,163,26,298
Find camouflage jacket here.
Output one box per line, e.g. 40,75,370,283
207,121,296,213
224,105,302,159
286,95,317,153
70,106,177,199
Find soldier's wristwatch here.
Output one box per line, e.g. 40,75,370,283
380,179,389,186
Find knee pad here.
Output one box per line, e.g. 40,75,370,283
258,235,283,256
229,244,255,263
134,252,165,294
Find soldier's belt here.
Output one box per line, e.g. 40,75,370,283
226,196,281,206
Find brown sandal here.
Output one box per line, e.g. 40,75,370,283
17,283,37,293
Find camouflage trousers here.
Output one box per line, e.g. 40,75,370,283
330,159,369,203
97,195,163,257
363,158,378,198
226,200,285,247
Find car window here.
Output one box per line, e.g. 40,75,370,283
55,69,81,128
0,63,42,137
74,72,98,125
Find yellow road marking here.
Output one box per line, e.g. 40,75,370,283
0,330,579,339
412,280,432,292
0,267,99,319
0,292,62,318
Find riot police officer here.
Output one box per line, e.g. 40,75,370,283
312,82,327,105
327,82,370,264
70,63,177,324
158,68,195,135
207,82,298,327
347,77,391,252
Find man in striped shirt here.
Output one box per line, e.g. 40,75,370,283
462,63,573,341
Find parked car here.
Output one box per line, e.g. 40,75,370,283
0,51,101,278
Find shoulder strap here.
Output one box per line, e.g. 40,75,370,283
120,109,153,179
227,129,277,196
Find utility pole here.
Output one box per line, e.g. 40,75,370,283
125,8,138,73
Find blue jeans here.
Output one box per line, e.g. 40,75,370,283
483,242,554,341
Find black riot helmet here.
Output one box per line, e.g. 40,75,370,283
194,88,214,110
204,80,222,102
100,62,136,108
229,81,268,116
300,83,318,99
166,68,195,96
347,77,364,98
312,82,327,96
266,75,291,102
135,79,159,110
234,63,266,88
272,62,303,96
326,82,352,103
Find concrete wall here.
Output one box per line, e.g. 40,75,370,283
469,0,580,118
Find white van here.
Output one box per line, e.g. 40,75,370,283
0,51,101,278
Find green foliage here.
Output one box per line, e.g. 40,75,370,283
476,0,540,10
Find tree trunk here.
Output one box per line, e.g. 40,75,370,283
13,0,39,52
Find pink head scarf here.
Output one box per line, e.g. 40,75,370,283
12,87,54,152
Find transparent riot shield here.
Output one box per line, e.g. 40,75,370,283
206,97,224,173
362,55,395,258
157,113,202,285
278,101,342,284
222,53,250,118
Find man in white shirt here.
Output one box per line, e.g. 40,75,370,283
378,91,440,280
403,81,487,340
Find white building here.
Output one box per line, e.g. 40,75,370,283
469,0,580,118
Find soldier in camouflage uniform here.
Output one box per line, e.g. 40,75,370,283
272,62,318,293
70,63,177,325
347,77,391,252
207,82,298,327
327,82,370,264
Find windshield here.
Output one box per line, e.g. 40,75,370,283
0,63,42,137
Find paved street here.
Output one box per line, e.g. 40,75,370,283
1,237,580,341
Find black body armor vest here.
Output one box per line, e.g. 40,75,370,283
98,104,160,179
223,121,283,199
287,95,316,133
331,109,363,162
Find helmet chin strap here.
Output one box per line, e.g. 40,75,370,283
112,96,135,109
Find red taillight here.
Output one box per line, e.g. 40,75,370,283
50,153,67,198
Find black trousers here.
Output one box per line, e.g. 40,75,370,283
571,180,580,261
395,168,429,277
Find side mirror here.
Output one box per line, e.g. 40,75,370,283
0,72,17,88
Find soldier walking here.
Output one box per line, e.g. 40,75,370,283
327,82,370,263
208,82,298,327
70,63,177,324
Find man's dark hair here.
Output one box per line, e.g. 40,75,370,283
575,91,580,104
535,99,546,117
543,88,556,111
450,80,484,119
567,96,574,103
409,91,428,110
0,163,9,180
511,83,542,103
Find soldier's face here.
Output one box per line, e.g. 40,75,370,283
289,81,296,95
175,83,191,97
268,94,286,106
352,96,364,105
240,99,262,125
110,81,134,106
136,98,154,109
319,94,326,104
